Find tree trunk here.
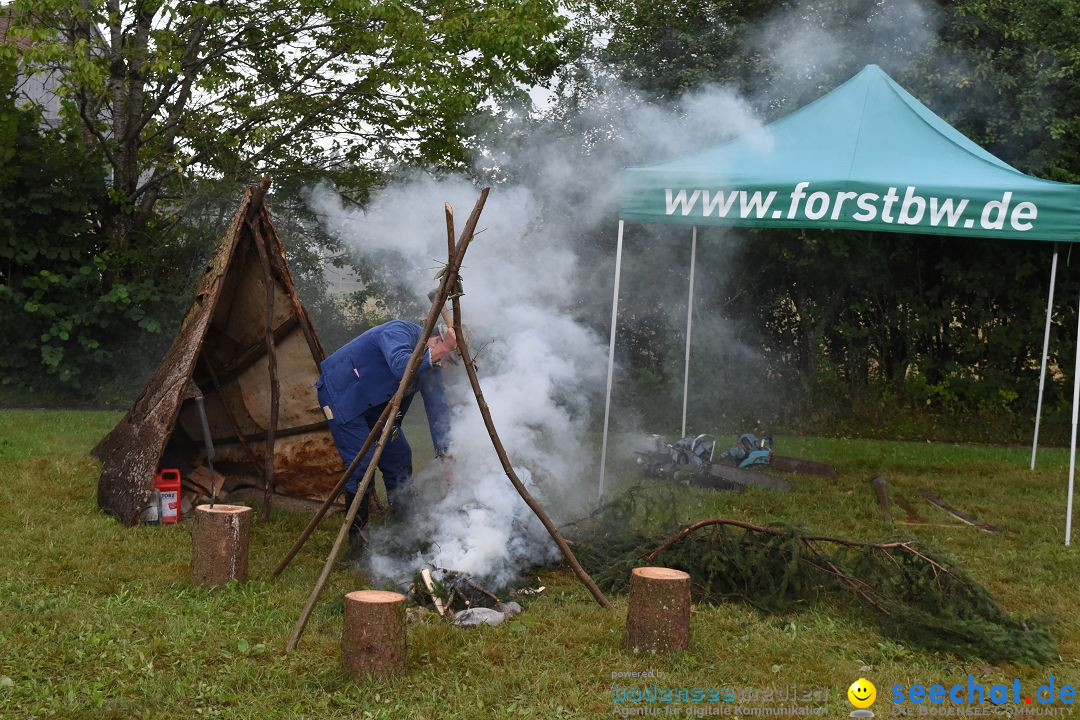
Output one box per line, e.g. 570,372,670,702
342,590,407,679
624,567,691,654
100,0,153,255
191,504,252,586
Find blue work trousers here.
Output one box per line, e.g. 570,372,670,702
319,389,414,528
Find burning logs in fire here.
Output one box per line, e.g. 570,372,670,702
343,590,407,679
624,567,691,653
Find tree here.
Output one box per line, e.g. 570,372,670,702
570,0,771,101
0,55,165,395
8,0,570,258
925,0,1080,183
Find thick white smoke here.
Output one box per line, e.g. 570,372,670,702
746,0,942,108
309,177,607,588
307,79,771,588
302,0,955,589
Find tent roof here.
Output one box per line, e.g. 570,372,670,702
619,65,1080,241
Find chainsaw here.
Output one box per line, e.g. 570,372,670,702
717,432,837,478
635,433,790,493
717,433,775,468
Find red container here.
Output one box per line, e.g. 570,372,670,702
154,468,182,524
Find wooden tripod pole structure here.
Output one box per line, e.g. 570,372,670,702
444,205,613,611
285,188,490,652
270,401,392,578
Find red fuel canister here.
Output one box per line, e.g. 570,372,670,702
154,468,182,523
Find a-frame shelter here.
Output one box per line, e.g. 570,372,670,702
94,185,343,524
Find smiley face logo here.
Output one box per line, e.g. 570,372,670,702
848,678,877,713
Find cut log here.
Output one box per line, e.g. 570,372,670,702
342,590,407,679
191,504,252,586
187,464,225,499
420,568,448,617
870,475,893,524
625,567,691,654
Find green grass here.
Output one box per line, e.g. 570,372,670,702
2,410,1080,718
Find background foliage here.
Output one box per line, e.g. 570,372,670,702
560,0,1080,442
0,0,571,402
0,57,168,400
3,0,1080,444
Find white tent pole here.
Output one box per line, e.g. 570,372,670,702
598,220,625,501
1066,290,1080,546
1032,245,1059,470
681,226,698,437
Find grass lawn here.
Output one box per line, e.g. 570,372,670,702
2,409,1080,719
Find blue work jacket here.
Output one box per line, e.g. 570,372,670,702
315,320,451,454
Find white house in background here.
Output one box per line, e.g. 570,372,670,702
1,9,64,128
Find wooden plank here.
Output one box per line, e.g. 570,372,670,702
674,470,745,493
212,418,329,446
196,315,299,389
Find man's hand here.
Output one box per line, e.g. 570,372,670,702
427,328,458,365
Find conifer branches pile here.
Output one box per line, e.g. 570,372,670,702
565,486,1055,665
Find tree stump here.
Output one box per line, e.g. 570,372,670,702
625,566,691,653
342,590,407,679
191,504,253,586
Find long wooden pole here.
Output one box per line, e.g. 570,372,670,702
286,391,405,652
285,188,489,651
445,206,613,611
247,178,280,521
270,402,391,578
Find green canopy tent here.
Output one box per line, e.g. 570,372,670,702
601,64,1080,543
